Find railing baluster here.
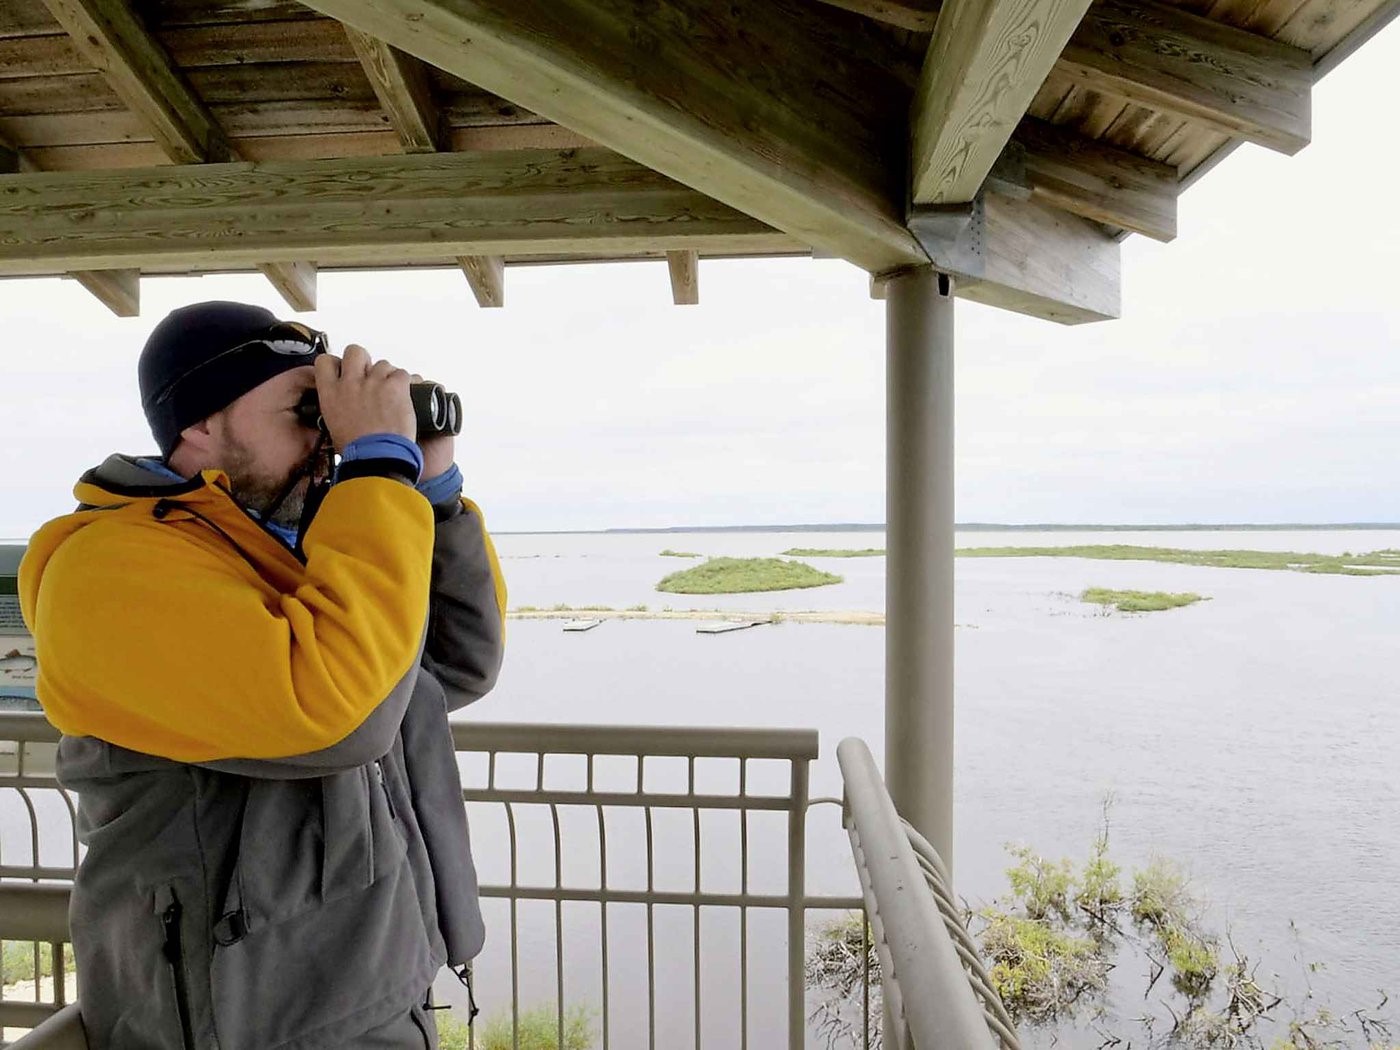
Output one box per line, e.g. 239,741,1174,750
739,759,749,1050
787,760,809,1050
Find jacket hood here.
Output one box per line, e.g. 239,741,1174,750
18,455,233,627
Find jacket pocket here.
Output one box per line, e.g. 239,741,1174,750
156,885,197,1050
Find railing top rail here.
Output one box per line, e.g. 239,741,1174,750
452,719,820,760
838,735,1003,1050
0,711,60,744
0,712,820,762
0,882,72,942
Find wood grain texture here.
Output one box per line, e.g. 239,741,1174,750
457,254,503,307
0,147,802,273
665,249,699,305
807,0,941,31
296,0,926,273
72,267,139,315
962,194,1120,322
343,25,440,152
0,17,354,76
39,0,234,163
1057,0,1312,153
258,259,316,310
911,0,1094,203
1013,116,1176,239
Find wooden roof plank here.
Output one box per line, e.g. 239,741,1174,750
1056,0,1312,154
666,249,699,305
910,0,1095,204
295,0,927,274
457,254,503,307
343,25,440,153
811,0,940,31
39,0,234,163
0,148,802,272
1013,116,1177,240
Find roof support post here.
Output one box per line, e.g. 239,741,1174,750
885,267,956,877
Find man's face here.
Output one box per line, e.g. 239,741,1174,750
210,366,324,528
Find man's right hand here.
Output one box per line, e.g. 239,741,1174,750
314,344,416,448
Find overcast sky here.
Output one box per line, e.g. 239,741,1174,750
3,22,1397,535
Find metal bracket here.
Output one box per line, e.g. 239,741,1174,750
906,197,985,278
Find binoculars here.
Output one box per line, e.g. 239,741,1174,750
295,382,463,441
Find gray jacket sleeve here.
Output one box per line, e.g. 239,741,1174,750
420,498,505,711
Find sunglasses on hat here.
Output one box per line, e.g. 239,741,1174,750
151,323,328,407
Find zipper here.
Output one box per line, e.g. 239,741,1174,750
375,759,397,820
160,894,197,1050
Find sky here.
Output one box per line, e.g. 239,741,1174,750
2,22,1397,535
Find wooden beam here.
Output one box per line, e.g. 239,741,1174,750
1013,117,1177,241
911,0,1094,204
38,0,234,164
808,0,939,31
909,194,1119,323
343,25,441,153
1057,0,1312,155
295,0,928,274
665,250,699,305
457,255,504,308
72,268,140,316
258,260,317,312
0,149,802,275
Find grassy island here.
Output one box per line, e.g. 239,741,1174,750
781,547,885,558
657,557,842,594
960,544,1400,576
659,549,702,558
1081,588,1205,613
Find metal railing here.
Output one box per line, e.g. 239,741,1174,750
838,737,1019,1050
1,718,1017,1050
1,714,837,1049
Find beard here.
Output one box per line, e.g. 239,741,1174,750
222,432,307,529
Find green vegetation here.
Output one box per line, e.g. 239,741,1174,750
660,549,702,558
3,941,75,985
958,544,1400,576
656,557,842,594
439,1004,593,1050
781,547,885,558
1082,587,1206,613
806,806,1394,1050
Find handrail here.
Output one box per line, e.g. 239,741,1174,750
837,737,1017,1050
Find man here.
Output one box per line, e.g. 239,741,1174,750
18,301,506,1049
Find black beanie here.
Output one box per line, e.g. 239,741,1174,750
139,301,324,458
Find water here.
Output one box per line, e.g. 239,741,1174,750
473,527,1400,1036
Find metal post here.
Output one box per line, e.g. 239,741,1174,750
885,267,956,871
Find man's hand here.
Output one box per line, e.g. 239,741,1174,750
315,345,416,448
412,372,456,479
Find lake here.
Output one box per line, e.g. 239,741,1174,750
465,527,1400,1043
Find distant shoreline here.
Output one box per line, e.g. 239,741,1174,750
495,522,1400,536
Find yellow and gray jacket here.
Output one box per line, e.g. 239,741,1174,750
19,454,507,1050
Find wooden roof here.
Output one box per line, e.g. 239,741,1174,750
0,0,1394,321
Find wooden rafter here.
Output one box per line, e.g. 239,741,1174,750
38,0,232,165
0,149,801,275
457,256,504,308
34,0,324,313
258,261,317,312
666,250,699,305
810,0,939,30
1057,0,1312,154
343,25,442,153
1013,118,1177,241
72,269,140,316
911,0,1094,205
295,0,928,275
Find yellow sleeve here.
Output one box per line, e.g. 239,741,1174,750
32,478,434,762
